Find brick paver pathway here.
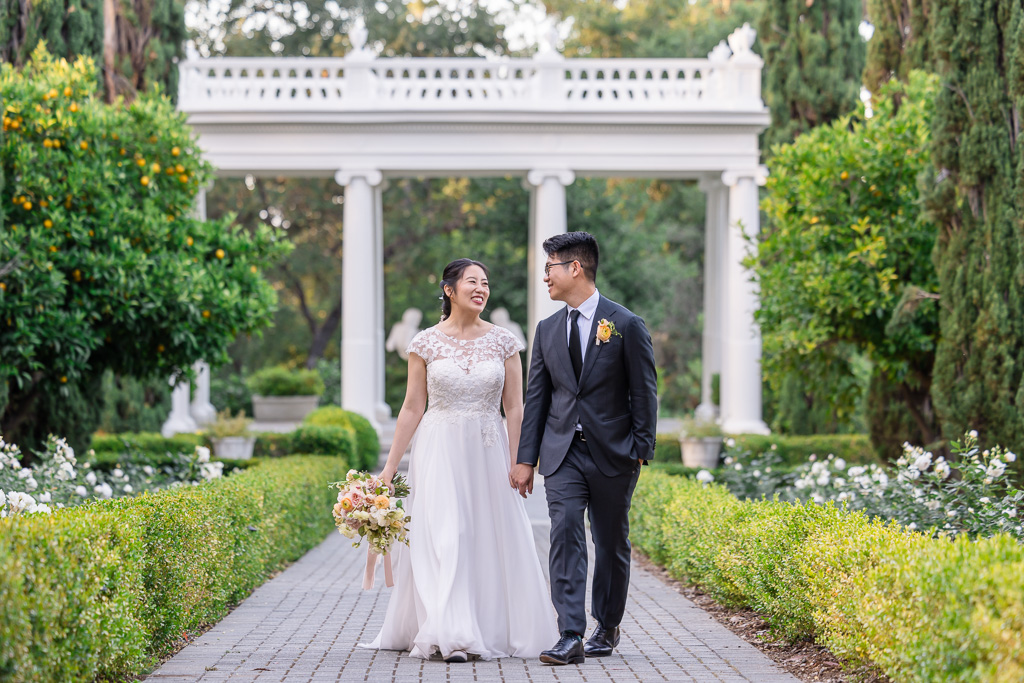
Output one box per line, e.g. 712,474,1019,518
144,474,797,682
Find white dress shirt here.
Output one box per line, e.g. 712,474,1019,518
565,289,601,364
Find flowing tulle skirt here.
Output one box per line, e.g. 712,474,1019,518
361,411,558,660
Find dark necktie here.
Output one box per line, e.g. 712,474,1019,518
569,309,583,381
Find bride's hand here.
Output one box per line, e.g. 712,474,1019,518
380,466,396,491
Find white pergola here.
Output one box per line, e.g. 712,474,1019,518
171,21,771,436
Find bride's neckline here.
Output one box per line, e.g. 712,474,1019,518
434,324,497,343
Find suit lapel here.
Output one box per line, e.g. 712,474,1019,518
577,296,613,388
549,308,578,387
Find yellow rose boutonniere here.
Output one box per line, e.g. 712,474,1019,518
595,318,621,345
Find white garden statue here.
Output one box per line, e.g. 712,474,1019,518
489,308,527,348
385,308,423,360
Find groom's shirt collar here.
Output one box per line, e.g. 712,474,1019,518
570,288,601,322
565,289,601,352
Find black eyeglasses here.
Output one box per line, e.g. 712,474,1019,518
544,260,576,276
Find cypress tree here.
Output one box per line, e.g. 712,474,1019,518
863,0,934,91
929,0,1024,451
758,0,866,152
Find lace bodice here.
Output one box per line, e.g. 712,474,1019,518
407,326,524,446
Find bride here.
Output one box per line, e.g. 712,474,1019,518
362,258,558,662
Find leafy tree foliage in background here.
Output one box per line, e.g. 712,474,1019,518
0,48,289,450
0,0,186,101
758,0,865,152
542,0,763,58
754,72,940,455
928,0,1024,454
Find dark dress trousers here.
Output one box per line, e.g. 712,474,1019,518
517,295,658,635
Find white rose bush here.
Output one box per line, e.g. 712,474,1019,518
0,434,226,518
715,430,1024,542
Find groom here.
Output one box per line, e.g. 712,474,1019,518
512,231,658,665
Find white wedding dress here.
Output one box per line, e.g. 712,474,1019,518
361,325,558,660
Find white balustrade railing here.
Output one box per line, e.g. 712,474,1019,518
178,24,764,115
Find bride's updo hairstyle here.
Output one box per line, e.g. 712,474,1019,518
439,258,490,321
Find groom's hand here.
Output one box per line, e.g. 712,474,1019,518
510,463,535,498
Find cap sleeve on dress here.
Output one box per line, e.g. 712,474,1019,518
498,327,526,360
406,329,434,363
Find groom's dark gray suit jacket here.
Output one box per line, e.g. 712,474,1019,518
518,295,658,477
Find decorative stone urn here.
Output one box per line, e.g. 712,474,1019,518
211,436,257,460
680,436,723,469
251,395,321,422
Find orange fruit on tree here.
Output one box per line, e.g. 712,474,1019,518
44,219,53,228
171,146,180,156
140,176,150,187
80,141,88,150
151,162,161,173
64,86,72,97
186,236,194,246
179,174,189,183
69,102,78,113
215,248,225,259
22,201,32,210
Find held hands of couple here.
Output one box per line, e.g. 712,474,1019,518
509,463,535,498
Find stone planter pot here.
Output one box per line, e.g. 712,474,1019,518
251,395,320,423
680,436,723,469
212,436,257,460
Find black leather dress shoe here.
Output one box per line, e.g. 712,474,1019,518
583,625,620,657
540,632,585,665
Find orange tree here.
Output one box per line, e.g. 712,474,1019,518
0,46,290,449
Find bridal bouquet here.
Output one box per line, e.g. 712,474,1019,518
329,469,411,555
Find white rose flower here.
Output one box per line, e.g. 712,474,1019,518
907,523,917,531
986,461,1006,478
85,471,97,486
57,462,75,481
113,468,124,479
833,458,847,471
753,470,761,478
848,466,866,478
196,447,211,464
143,465,155,476
17,468,30,480
734,463,743,471
812,494,825,504
31,503,52,515
770,443,777,451
75,486,88,497
696,470,715,484
1006,509,1017,518
39,492,51,503
0,490,5,507
980,497,991,505
7,491,37,514
765,467,773,473
934,462,951,479
816,473,831,486
913,453,933,471
925,500,941,510
947,510,956,518
969,429,978,438
123,484,133,493
904,468,921,481
25,476,38,491
837,492,850,502
725,438,736,448
94,483,113,499
1005,451,1017,463
794,479,808,490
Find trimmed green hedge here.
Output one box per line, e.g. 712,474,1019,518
653,433,878,467
631,472,1024,681
0,456,348,682
304,406,380,470
91,421,380,471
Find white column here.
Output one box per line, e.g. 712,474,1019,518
524,169,575,353
190,361,217,426
161,374,198,437
373,181,392,424
695,177,725,423
720,167,769,435
335,169,385,431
